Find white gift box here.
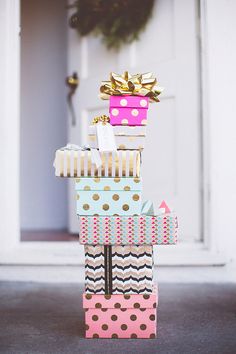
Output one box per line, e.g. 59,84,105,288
88,125,146,150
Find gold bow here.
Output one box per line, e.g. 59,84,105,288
92,114,110,125
100,71,163,103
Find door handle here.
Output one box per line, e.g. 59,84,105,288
66,72,79,126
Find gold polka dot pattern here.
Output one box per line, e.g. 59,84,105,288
132,194,140,201
124,186,131,191
103,186,111,191
83,204,90,210
114,178,121,183
92,194,100,201
102,204,109,211
83,186,91,191
112,194,119,201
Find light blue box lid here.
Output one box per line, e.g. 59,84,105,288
75,177,142,191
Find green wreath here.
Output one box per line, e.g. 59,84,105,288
69,0,155,50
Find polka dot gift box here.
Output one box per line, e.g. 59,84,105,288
83,286,158,339
100,71,163,126
75,177,142,216
109,96,149,126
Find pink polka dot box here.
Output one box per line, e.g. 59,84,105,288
109,96,149,126
83,286,157,339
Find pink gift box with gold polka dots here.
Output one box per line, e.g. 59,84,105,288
109,96,149,126
83,286,157,339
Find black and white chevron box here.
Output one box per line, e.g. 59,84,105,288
84,245,153,295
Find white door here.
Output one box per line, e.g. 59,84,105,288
67,0,201,245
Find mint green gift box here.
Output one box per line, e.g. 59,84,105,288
75,177,142,216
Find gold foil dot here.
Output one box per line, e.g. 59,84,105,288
133,178,140,183
140,99,147,107
75,178,81,183
83,186,91,191
131,109,139,117
89,136,96,141
93,178,100,183
121,119,128,125
83,204,90,210
112,194,119,201
104,186,111,191
112,108,119,116
124,186,131,191
92,194,100,201
132,194,140,201
103,204,109,211
120,98,128,106
76,194,80,200
141,119,147,125
122,204,129,211
114,178,121,183
118,144,126,149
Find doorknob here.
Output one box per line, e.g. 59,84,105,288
66,72,79,126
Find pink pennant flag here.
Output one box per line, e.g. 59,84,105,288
159,200,171,213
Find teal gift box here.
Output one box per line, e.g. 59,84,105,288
75,177,142,216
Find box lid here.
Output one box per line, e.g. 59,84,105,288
88,125,146,136
75,177,142,191
83,286,158,309
110,95,149,108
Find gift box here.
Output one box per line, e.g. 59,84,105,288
88,125,146,150
75,177,142,216
85,245,153,294
54,148,141,177
109,96,149,126
78,213,178,245
83,286,157,338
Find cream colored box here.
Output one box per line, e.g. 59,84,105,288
88,125,146,150
54,148,141,177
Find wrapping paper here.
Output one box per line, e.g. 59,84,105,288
83,286,157,339
78,214,178,245
54,149,141,177
88,125,146,150
109,96,148,126
85,245,153,294
76,177,142,216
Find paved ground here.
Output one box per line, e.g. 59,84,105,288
0,282,236,354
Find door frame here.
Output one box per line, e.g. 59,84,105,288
0,0,231,265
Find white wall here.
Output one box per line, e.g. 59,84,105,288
20,0,68,230
203,0,236,262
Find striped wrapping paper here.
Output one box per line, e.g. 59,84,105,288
54,149,141,177
85,245,153,294
78,214,178,245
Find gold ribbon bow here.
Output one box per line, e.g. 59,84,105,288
92,114,110,125
100,71,163,103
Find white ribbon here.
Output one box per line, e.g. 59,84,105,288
60,143,102,168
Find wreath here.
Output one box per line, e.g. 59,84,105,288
69,0,155,50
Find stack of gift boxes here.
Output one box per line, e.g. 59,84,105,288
54,72,178,339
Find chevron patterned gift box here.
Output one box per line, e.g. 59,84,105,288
78,213,178,245
85,245,153,294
